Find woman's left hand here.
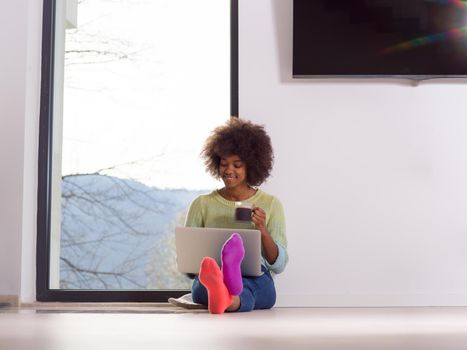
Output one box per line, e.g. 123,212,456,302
251,206,267,231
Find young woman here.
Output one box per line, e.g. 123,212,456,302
185,118,288,314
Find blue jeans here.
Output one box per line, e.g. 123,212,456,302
191,265,276,312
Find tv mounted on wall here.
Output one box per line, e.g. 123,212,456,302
293,0,467,80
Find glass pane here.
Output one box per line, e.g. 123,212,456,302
50,0,230,290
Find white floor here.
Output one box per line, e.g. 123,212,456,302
1,304,467,350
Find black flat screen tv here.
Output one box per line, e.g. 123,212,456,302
293,0,467,79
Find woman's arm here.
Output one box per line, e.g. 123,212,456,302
251,206,279,264
252,197,288,273
185,197,204,227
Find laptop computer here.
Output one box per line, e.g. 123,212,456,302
175,226,262,277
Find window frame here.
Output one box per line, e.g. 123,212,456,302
36,0,239,302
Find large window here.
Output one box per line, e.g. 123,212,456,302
37,0,238,301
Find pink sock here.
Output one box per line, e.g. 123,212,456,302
198,257,232,314
221,233,245,296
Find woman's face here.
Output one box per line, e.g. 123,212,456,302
219,154,248,189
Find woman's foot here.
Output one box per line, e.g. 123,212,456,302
221,233,245,295
198,257,232,314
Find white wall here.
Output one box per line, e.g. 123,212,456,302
240,0,467,306
0,0,41,302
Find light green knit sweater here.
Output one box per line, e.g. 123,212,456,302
185,189,288,274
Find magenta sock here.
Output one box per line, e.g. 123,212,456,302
221,233,245,296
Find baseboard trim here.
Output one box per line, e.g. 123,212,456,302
0,295,19,307
275,293,467,307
